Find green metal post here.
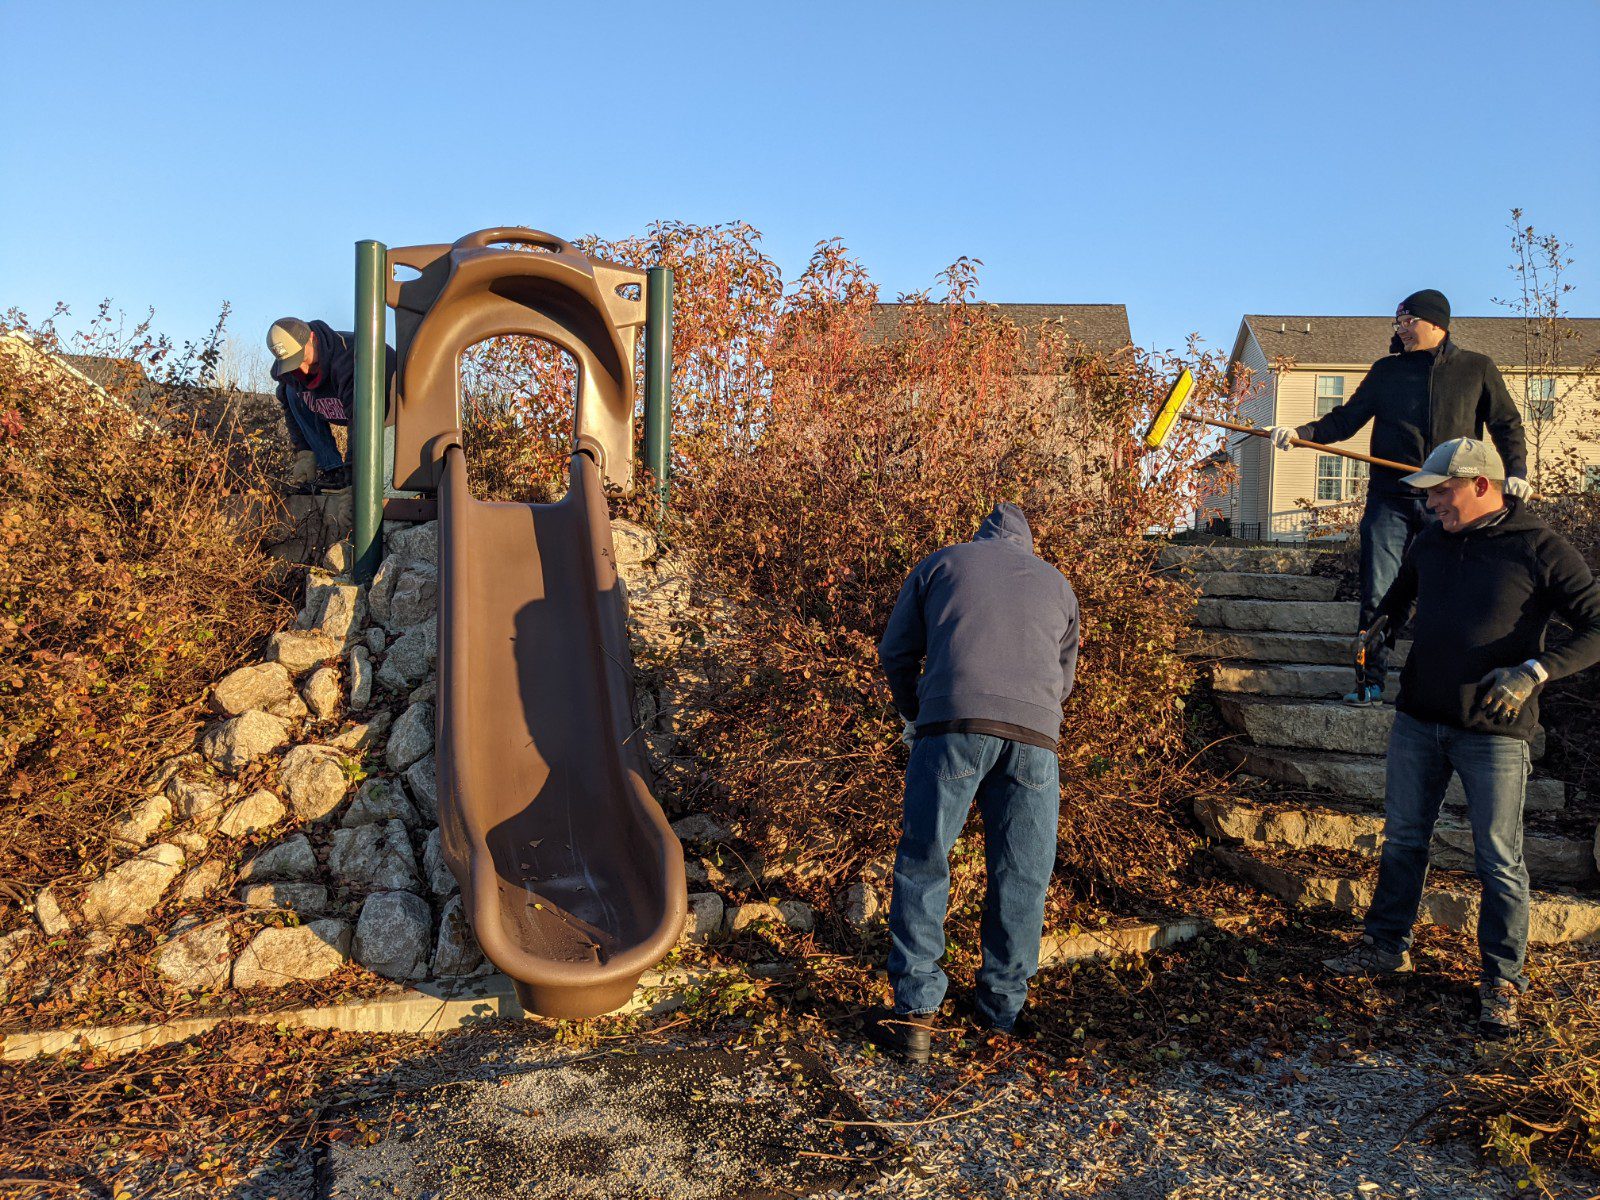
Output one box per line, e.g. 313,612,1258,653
353,240,387,584
643,267,674,506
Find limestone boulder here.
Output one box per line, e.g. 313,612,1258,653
81,843,185,929
610,521,657,571
728,902,787,934
211,662,307,720
298,570,339,630
386,564,438,631
685,892,725,942
216,789,288,840
316,584,366,648
377,621,435,692
233,920,352,989
385,521,438,568
348,645,373,711
155,919,233,991
842,882,883,928
34,886,71,936
776,900,815,932
238,882,329,915
278,745,350,822
367,558,402,627
341,778,420,828
239,833,319,883
303,666,342,721
200,711,290,772
405,754,438,822
365,626,387,656
422,829,457,896
166,777,226,828
386,702,434,773
175,860,227,903
266,630,342,676
110,796,172,854
353,891,432,980
430,895,486,977
331,711,392,753
322,541,354,577
671,814,731,845
329,820,421,892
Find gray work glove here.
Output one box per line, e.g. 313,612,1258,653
1269,426,1297,451
900,718,917,748
1505,476,1534,501
287,449,319,486
1475,664,1542,722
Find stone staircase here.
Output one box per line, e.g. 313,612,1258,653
1164,541,1600,945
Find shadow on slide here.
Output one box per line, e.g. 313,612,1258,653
433,443,685,1019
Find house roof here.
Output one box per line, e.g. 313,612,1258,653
1242,314,1600,370
869,303,1132,356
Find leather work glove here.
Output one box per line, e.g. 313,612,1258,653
1505,476,1534,501
1268,426,1297,451
287,449,319,486
1349,616,1388,672
1475,664,1542,723
900,718,917,748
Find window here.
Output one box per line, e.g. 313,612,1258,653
1315,375,1345,417
1526,377,1556,422
1316,453,1369,501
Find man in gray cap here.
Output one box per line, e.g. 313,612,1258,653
268,317,394,493
1267,290,1531,705
1324,438,1600,1037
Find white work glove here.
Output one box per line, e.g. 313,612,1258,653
1505,476,1534,501
287,450,319,486
1269,426,1297,451
900,718,917,748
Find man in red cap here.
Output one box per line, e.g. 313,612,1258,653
1268,290,1530,705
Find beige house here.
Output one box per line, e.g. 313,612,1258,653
1221,315,1600,541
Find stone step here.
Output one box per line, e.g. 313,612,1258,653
1194,598,1359,634
1215,696,1546,759
1160,544,1335,575
1196,796,1595,886
1220,743,1568,811
1194,572,1340,602
1208,847,1600,946
1212,662,1399,702
1191,630,1411,667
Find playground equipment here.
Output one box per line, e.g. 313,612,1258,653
351,228,685,1019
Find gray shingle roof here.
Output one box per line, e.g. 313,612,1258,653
869,303,1132,357
1243,315,1600,369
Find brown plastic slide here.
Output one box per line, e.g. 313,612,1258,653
386,229,685,1019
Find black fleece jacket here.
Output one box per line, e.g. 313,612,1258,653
1375,499,1600,741
1295,338,1527,494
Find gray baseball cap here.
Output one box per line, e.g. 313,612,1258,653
1402,437,1507,488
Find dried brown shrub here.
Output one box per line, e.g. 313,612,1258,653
0,305,291,919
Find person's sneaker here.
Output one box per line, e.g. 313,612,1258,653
313,465,352,494
1322,934,1414,977
1479,982,1520,1039
1342,683,1383,707
865,1007,935,1064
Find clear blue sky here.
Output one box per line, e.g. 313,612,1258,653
3,1,1597,365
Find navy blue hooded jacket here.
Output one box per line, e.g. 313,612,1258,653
274,320,395,453
878,503,1079,744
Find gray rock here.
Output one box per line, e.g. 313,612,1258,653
353,891,432,980
110,795,172,854
266,630,342,676
776,900,815,932
323,541,354,577
216,789,288,839
408,680,436,706
685,892,725,942
316,584,366,648
211,662,305,719
169,829,210,858
1194,598,1358,634
278,744,350,822
367,558,402,628
328,820,421,892
431,894,486,976
1193,572,1339,601
405,754,438,822
155,919,232,991
298,569,339,630
610,521,657,570
303,665,342,721
165,777,226,827
238,882,329,914
200,711,290,772
81,843,185,928
365,626,388,656
728,902,786,934
233,919,352,989
671,814,731,844
377,621,436,691
331,711,392,754
348,645,373,711
423,828,458,896
143,752,200,793
342,778,420,828
386,564,438,631
684,859,709,886
386,702,434,773
385,521,438,568
239,833,318,882
34,886,71,936
842,882,883,928
175,860,227,903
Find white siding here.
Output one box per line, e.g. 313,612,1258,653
1270,367,1376,518
1230,328,1277,532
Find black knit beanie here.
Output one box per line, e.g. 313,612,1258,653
1399,289,1450,330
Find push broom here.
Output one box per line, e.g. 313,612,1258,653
1141,368,1423,474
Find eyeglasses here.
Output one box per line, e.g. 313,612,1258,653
1392,315,1421,330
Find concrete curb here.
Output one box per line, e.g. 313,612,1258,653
1,914,1251,1063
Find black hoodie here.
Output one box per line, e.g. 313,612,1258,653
274,321,395,452
1375,498,1600,740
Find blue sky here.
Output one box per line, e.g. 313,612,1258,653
3,1,1597,367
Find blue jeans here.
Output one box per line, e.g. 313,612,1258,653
887,732,1060,1028
279,390,346,472
1357,489,1433,688
1365,711,1531,987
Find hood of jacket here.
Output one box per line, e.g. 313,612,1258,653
973,502,1034,551
1439,495,1539,541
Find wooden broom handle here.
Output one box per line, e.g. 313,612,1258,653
1181,413,1421,474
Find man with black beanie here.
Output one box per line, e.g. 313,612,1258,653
1268,290,1530,705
